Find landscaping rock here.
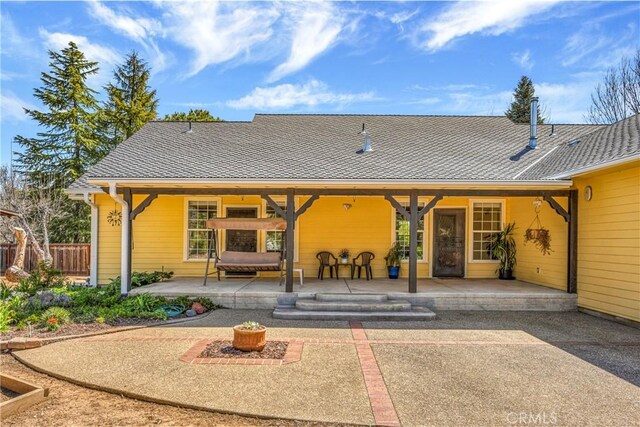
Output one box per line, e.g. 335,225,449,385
185,309,197,317
28,291,72,309
191,302,206,314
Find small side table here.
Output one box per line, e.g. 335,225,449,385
335,263,352,280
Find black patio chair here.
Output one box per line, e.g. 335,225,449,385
316,251,338,280
351,252,375,280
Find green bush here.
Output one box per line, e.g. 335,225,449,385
0,303,12,333
189,297,219,311
16,263,66,296
41,307,71,331
109,270,174,289
0,282,12,300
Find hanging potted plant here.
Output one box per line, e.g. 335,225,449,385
233,321,266,352
338,248,350,264
486,222,517,280
525,199,553,255
525,228,552,255
384,242,402,279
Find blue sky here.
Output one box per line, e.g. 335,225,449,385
1,1,639,165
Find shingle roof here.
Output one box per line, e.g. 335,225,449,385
519,114,640,179
69,114,603,192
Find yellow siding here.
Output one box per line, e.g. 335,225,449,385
95,194,521,284
509,197,568,291
573,162,640,322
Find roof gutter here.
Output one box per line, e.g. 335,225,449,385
87,178,573,188
544,154,640,179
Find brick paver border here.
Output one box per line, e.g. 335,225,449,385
180,339,304,366
350,321,401,427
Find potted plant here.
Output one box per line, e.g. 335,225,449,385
338,249,350,264
384,242,402,279
486,222,517,280
233,321,266,352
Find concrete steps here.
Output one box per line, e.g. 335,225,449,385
273,293,436,321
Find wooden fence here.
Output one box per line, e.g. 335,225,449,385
0,244,90,276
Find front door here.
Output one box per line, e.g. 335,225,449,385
225,207,258,276
433,209,465,277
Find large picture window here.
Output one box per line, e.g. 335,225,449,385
472,201,503,261
187,201,217,259
265,202,286,253
395,203,425,260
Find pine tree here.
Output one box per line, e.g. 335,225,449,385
14,41,100,243
163,109,223,122
101,51,158,152
505,76,545,124
15,41,101,182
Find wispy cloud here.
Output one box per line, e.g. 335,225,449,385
267,2,345,82
414,0,559,51
535,77,598,123
0,91,36,122
561,21,638,69
159,2,280,78
512,49,534,70
227,79,375,110
39,29,120,69
1,13,37,58
86,1,169,73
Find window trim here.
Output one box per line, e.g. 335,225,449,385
390,198,429,263
260,197,299,262
183,197,221,262
468,199,506,264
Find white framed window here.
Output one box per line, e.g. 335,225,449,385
265,202,285,253
470,200,504,261
393,202,426,261
185,199,218,260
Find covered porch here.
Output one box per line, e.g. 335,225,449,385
129,277,577,311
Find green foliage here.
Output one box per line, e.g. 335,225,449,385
505,76,545,124
0,282,12,300
384,242,403,267
16,263,67,296
14,41,101,182
190,297,219,311
163,109,223,122
487,222,518,271
109,270,173,288
241,321,261,330
100,51,158,151
41,306,71,327
0,303,12,332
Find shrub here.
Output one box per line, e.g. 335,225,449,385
0,303,11,333
41,307,71,330
0,282,12,300
189,297,219,311
16,263,66,296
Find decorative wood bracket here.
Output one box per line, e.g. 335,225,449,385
261,195,287,218
418,195,443,220
295,195,319,220
385,195,409,220
542,193,569,223
131,193,158,220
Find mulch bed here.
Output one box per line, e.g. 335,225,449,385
199,340,289,360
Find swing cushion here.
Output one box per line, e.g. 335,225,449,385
217,251,282,270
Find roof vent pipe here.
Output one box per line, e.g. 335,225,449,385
359,123,373,152
528,97,538,149
186,121,193,133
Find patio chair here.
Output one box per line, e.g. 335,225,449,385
316,251,338,280
352,252,375,280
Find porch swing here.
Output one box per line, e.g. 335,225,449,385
202,217,287,286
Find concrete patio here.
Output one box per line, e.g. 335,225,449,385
130,277,577,311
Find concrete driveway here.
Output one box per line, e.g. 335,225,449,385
12,310,640,426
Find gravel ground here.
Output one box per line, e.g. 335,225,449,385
0,354,343,427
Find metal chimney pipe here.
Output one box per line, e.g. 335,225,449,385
529,97,538,149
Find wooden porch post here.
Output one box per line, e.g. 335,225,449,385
409,190,418,293
285,190,295,293
567,190,578,293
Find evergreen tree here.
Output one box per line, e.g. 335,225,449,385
14,41,100,243
15,41,101,182
163,109,223,122
101,51,158,152
505,76,545,124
